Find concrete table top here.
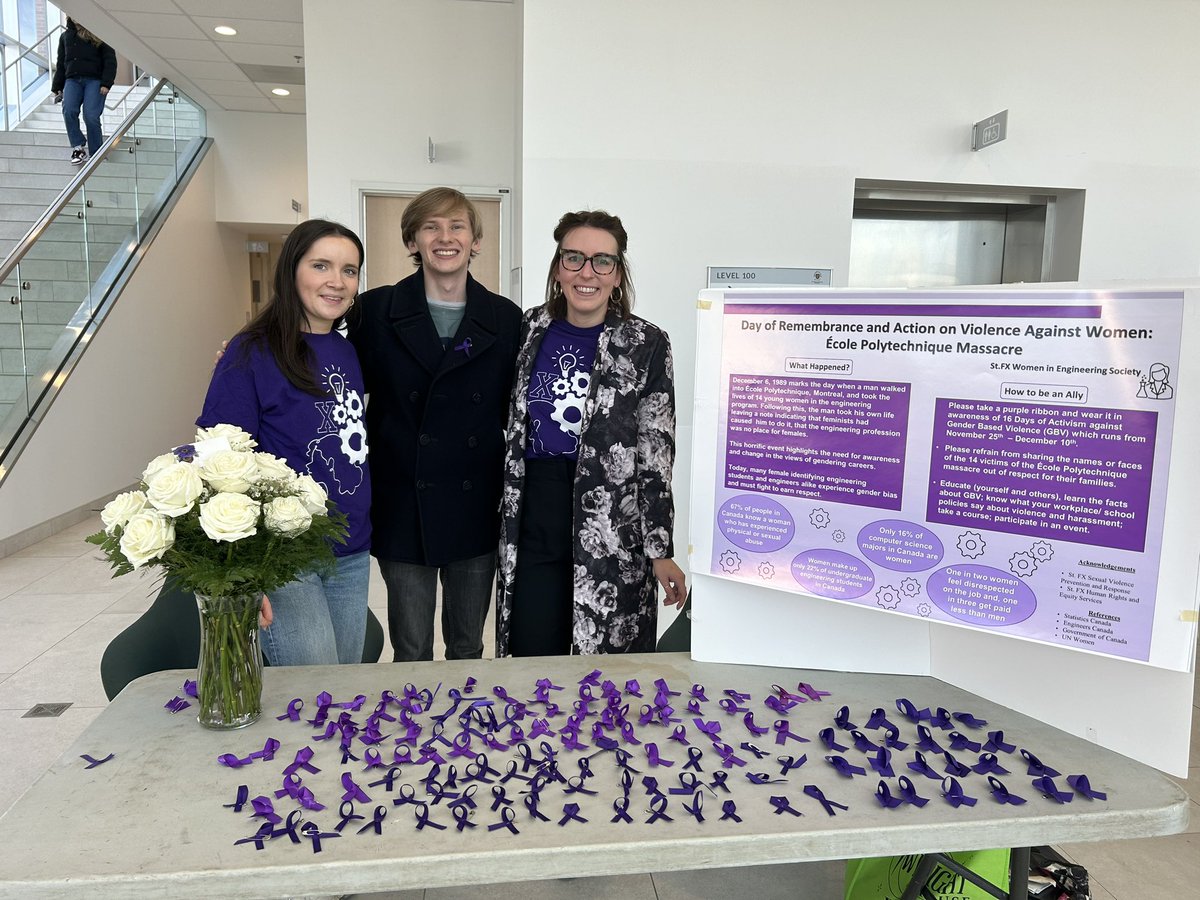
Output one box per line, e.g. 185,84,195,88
0,653,1188,899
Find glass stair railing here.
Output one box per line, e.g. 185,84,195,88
0,78,209,484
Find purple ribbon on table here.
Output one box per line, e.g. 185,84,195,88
579,668,602,688
882,725,908,750
368,766,403,790
358,806,387,835
747,771,786,785
709,771,731,793
621,722,643,746
691,683,709,701
769,795,802,817
250,795,282,824
414,802,446,831
987,775,1026,805
948,731,981,753
668,772,703,795
825,755,866,778
600,679,621,700
875,780,904,809
941,751,971,779
940,776,976,808
335,800,365,832
914,725,944,754
340,772,371,803
362,748,385,770
491,785,513,810
740,742,768,760
720,799,741,821
274,700,302,724
895,698,930,724
743,711,770,736
218,752,252,769
392,784,418,807
984,730,1015,753
642,775,664,798
971,752,1009,775
1033,775,1074,804
625,679,643,697
646,795,673,824
764,695,797,715
683,791,705,822
416,746,446,766
234,822,274,850
611,796,634,823
655,678,681,697
772,683,809,705
284,746,320,776
523,793,550,822
693,717,722,737
449,783,477,809
834,705,857,730
870,747,895,778
645,743,676,767
929,707,954,730
564,776,598,796
1021,749,1061,778
164,696,190,713
865,708,891,730
592,733,619,752
851,730,879,753
393,745,414,765
559,726,588,752
804,784,848,816
669,725,690,745
489,807,520,833
907,750,942,780
796,682,830,701
954,710,988,728
1067,774,1107,800
501,760,530,784
80,753,114,768
896,775,930,807
468,752,502,783
452,804,476,832
778,754,807,775
683,747,705,772
614,748,641,772
183,679,198,698
719,698,748,715
224,784,249,812
713,742,747,768
820,728,849,752
685,699,703,715
774,719,809,745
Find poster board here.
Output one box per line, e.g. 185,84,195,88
689,286,1199,773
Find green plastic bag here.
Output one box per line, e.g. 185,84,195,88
845,849,1011,900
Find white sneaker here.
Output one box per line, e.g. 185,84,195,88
70,146,88,167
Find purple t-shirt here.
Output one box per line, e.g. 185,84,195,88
197,332,371,556
526,318,603,460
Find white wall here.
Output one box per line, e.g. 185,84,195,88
302,0,519,236
207,111,309,228
0,152,248,542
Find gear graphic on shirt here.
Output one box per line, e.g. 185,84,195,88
339,418,368,465
570,371,591,396
331,404,350,425
875,585,902,610
552,376,572,397
957,530,986,559
1008,551,1038,579
343,389,364,420
550,393,585,435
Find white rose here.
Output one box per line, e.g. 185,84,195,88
118,511,175,568
295,474,329,516
101,491,147,533
194,423,257,451
145,462,204,516
199,450,258,493
253,453,298,488
141,452,178,483
198,492,260,542
264,496,313,536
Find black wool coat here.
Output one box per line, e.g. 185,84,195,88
52,24,117,91
348,271,522,566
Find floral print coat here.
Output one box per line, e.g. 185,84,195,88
496,307,677,656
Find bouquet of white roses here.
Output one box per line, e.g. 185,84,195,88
87,423,348,598
88,424,349,727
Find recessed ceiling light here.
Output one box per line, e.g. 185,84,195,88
214,25,237,36
271,88,290,97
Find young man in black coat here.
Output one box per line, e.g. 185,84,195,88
348,188,522,661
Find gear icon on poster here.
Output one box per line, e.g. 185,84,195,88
832,529,846,544
957,530,986,559
1008,551,1038,579
900,577,921,598
757,561,776,580
809,508,831,529
1030,540,1054,562
875,586,902,610
719,549,742,574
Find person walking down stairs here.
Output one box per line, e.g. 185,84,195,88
51,18,116,167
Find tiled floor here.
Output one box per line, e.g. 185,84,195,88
0,514,1196,899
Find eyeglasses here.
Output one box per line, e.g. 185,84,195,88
559,249,619,276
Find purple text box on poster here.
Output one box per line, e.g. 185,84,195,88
858,519,944,572
725,376,911,510
717,495,796,552
927,564,1037,626
791,549,875,599
926,399,1157,552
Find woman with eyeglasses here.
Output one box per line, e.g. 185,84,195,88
495,210,687,657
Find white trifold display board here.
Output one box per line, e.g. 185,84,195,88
688,285,1199,775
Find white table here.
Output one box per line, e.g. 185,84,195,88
0,653,1188,899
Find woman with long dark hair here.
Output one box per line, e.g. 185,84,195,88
197,219,371,665
52,18,117,166
496,210,687,656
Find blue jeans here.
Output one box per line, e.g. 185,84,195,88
379,552,495,661
61,77,105,155
260,550,370,666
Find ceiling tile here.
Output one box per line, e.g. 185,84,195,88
208,95,278,112
258,83,306,100
172,59,245,81
192,17,304,46
192,79,264,98
174,0,303,23
269,97,306,115
102,0,184,12
219,42,305,67
145,37,230,62
109,11,207,40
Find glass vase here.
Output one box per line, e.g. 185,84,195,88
195,592,263,729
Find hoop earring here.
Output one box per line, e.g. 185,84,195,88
609,285,623,307
551,281,563,300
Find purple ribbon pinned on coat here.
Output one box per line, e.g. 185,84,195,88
1067,774,1107,800
454,337,472,357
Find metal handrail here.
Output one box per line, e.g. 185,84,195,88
0,25,63,129
0,77,171,284
0,24,61,76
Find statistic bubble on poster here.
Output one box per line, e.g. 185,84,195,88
707,289,1191,669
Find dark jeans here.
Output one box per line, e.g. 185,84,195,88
62,76,104,154
378,552,495,661
509,457,575,657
